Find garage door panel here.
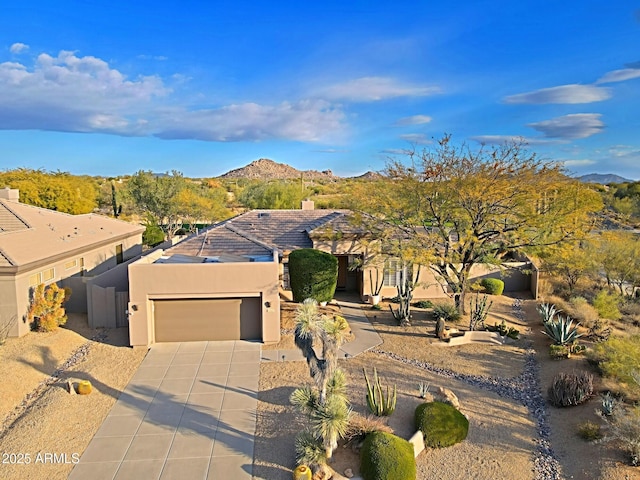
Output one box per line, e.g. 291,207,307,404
154,298,260,342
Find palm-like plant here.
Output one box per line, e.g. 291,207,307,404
542,316,583,345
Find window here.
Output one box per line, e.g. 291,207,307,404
383,259,411,287
28,268,55,286
64,259,78,270
65,257,84,271
116,244,124,264
282,263,291,290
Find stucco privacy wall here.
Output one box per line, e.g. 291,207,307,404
2,236,142,337
360,261,534,300
128,250,281,346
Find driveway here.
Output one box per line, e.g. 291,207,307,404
69,340,261,480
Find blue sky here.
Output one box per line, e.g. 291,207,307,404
1,1,639,179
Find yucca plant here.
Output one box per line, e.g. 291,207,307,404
363,367,397,416
543,316,583,346
537,302,561,325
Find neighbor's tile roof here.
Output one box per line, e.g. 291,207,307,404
167,209,351,257
0,199,144,268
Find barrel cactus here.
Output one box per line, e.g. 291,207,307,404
293,464,312,480
76,380,93,395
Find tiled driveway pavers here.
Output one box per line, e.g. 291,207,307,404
70,340,260,480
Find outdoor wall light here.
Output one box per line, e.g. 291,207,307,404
264,301,271,308
131,304,138,311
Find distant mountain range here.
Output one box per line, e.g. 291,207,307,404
218,159,634,185
577,173,634,184
218,158,378,180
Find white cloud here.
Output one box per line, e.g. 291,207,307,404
9,43,28,54
469,135,558,146
153,100,344,142
399,133,431,144
528,113,604,139
562,159,596,167
394,115,432,126
320,76,440,102
503,84,611,104
596,68,640,84
314,149,351,153
380,148,411,155
0,47,346,142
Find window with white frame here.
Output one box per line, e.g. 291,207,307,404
383,259,411,287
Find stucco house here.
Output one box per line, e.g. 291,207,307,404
0,187,144,337
127,201,535,347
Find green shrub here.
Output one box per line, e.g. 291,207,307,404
360,431,416,480
413,300,433,309
432,303,461,323
577,421,602,441
593,290,622,320
480,278,504,295
548,371,594,407
589,335,640,397
143,223,165,246
414,401,469,448
288,249,338,303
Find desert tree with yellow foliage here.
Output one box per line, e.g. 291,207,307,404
351,135,603,313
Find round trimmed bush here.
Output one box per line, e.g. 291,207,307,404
480,278,504,295
415,401,469,448
360,431,416,480
288,249,338,303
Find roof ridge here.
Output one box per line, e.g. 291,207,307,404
0,199,31,231
0,248,16,266
224,223,279,254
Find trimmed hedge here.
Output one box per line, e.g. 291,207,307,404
288,249,338,303
415,401,469,448
360,431,416,480
480,278,504,295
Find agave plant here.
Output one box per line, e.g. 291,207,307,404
537,302,561,325
542,316,583,346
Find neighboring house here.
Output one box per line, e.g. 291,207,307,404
127,201,536,347
0,187,144,337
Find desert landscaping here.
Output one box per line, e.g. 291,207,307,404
0,291,639,480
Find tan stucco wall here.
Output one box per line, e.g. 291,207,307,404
128,251,281,347
1,234,143,337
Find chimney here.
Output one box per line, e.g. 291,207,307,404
0,187,19,203
301,200,314,210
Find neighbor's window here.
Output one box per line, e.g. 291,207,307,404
42,268,54,282
64,259,78,270
28,268,55,286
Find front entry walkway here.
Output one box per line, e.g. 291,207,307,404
69,340,260,480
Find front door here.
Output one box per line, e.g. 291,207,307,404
336,255,348,290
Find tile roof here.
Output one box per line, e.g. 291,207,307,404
0,199,144,268
167,209,351,257
0,201,29,233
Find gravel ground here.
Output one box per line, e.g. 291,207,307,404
0,324,146,480
254,295,640,480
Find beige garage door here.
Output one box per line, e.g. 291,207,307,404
153,298,261,342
